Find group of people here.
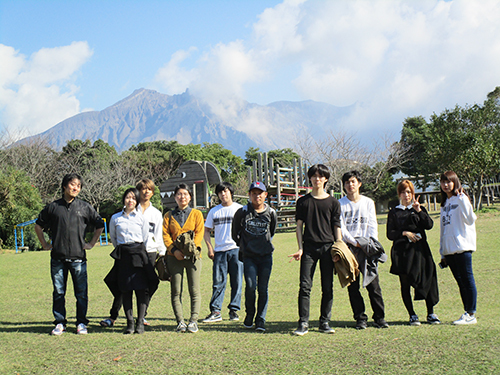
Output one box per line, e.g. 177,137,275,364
35,166,477,336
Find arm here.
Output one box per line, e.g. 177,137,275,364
231,208,242,246
288,219,304,262
109,216,117,247
204,227,215,260
340,211,358,246
459,194,477,225
417,206,434,230
386,209,403,241
193,210,205,248
162,212,174,252
333,225,342,242
35,224,52,250
269,209,277,238
367,199,379,240
84,227,104,250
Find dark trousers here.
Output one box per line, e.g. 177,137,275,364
243,254,273,325
445,251,477,314
298,242,334,325
348,274,385,321
122,289,147,322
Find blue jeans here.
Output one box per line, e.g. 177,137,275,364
445,251,477,314
243,254,273,325
50,258,89,325
209,248,243,312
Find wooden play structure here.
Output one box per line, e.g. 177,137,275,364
159,160,222,211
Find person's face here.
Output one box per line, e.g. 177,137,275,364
249,188,267,208
399,187,414,206
124,191,137,211
310,172,327,189
63,179,81,199
441,179,455,197
344,176,361,195
218,188,233,206
140,187,154,202
175,188,191,209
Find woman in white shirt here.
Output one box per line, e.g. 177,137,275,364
109,188,157,334
440,171,477,325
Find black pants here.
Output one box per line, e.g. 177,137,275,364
347,274,385,321
298,242,334,325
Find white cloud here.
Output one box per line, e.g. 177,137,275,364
155,0,500,140
0,41,93,138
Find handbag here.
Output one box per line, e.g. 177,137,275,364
155,255,171,281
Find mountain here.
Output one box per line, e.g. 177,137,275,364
17,88,354,155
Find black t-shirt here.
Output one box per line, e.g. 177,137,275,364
296,194,341,245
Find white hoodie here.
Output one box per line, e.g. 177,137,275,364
440,193,477,257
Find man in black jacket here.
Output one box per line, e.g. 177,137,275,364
35,173,104,335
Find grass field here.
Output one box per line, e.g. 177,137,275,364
1,208,500,374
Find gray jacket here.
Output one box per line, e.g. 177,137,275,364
351,236,387,287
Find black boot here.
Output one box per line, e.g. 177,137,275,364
124,320,134,334
135,319,145,334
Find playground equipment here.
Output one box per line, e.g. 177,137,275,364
159,160,222,211
14,219,37,253
99,218,109,246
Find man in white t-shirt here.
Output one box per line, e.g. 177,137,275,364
202,182,243,322
339,171,388,330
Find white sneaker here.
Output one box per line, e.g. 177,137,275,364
51,323,65,336
453,312,477,325
77,323,88,334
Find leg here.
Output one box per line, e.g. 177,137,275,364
122,290,134,334
446,252,477,314
366,275,385,321
50,259,68,325
318,246,334,325
135,289,147,333
399,274,416,316
109,294,123,321
68,260,89,326
227,248,243,312
255,254,273,325
347,277,367,322
167,256,185,323
144,252,157,317
209,251,228,313
298,250,318,324
243,257,258,324
185,259,202,322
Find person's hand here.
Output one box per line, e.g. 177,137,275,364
403,231,419,243
208,248,215,260
288,249,303,262
332,254,340,262
174,249,185,261
413,196,422,212
41,242,52,250
84,242,95,250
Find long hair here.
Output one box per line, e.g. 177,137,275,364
440,171,462,207
122,187,140,208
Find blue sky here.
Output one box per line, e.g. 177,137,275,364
1,0,500,143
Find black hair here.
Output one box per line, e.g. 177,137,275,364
61,173,82,194
440,171,465,207
122,187,140,207
307,164,330,181
342,170,362,185
215,182,234,198
174,183,193,198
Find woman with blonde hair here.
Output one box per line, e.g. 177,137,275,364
386,180,440,326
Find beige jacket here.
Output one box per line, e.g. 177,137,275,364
331,240,360,288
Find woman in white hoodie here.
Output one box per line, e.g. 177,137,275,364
439,171,477,325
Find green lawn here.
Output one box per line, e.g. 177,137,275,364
1,208,499,374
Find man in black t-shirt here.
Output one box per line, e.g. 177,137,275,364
289,164,341,336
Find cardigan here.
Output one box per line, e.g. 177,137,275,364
162,208,204,256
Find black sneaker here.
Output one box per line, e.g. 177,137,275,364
373,318,389,329
293,322,309,336
356,319,367,330
202,311,222,323
318,322,335,334
255,322,266,333
229,310,239,321
243,316,254,329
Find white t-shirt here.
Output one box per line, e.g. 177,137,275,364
138,203,167,255
440,194,477,256
339,195,378,246
205,202,242,252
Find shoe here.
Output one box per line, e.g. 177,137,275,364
202,311,222,323
409,315,421,326
124,320,134,334
187,320,199,333
51,323,65,336
453,312,477,325
318,322,335,334
77,323,88,335
427,313,441,325
355,319,367,330
143,318,150,326
293,322,309,336
229,310,239,321
373,318,389,329
100,318,115,327
176,321,187,333
255,322,266,332
135,320,145,334
243,316,254,329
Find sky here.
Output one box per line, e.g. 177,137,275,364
1,0,500,144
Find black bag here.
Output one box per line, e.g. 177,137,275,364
155,255,171,281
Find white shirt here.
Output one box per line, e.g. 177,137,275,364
339,195,378,246
138,203,167,255
205,202,242,252
440,194,477,256
109,208,149,247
